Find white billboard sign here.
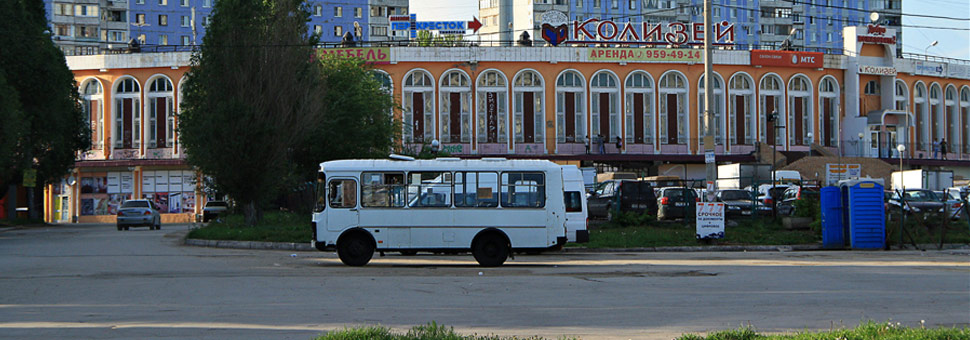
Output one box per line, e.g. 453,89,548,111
826,164,861,186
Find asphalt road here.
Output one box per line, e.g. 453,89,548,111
0,223,968,340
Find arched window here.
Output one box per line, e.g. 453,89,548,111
819,77,840,147
787,75,812,146
759,74,784,145
371,70,392,94
81,79,104,149
914,82,928,151
513,70,544,144
624,71,654,145
930,83,943,143
659,72,688,145
555,70,586,143
729,73,755,145
371,70,394,121
945,85,958,154
961,86,970,153
476,70,508,144
894,80,908,111
439,69,471,143
113,77,141,149
590,71,620,143
864,80,880,95
402,70,434,143
147,76,174,148
698,73,724,145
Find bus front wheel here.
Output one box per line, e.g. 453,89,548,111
472,233,509,267
337,232,374,266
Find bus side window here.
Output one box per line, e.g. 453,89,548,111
501,172,545,208
455,171,498,208
329,179,357,209
361,172,405,208
407,172,452,207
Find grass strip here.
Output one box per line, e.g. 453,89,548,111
316,321,969,340
576,219,819,248
186,211,310,243
185,210,970,248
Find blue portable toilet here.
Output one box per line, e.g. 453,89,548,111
838,179,886,249
819,186,844,248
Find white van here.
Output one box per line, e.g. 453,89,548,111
561,165,589,243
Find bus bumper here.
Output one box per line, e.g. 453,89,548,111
575,230,589,243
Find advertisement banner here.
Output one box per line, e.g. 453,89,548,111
107,172,121,194
588,48,703,62
947,64,970,80
914,61,946,77
317,47,390,64
168,170,183,192
155,172,169,192
182,171,196,191
826,164,861,186
121,173,134,193
751,50,824,68
142,171,155,193
695,203,725,239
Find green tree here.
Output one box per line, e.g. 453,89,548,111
178,0,324,225
0,0,90,218
0,71,27,196
292,55,399,177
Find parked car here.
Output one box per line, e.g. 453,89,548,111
887,189,944,215
656,187,698,220
587,180,657,221
752,184,791,209
116,199,161,231
934,190,964,220
776,186,820,216
715,189,769,217
203,201,229,222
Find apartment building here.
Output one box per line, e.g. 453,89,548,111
479,0,903,54
45,0,409,55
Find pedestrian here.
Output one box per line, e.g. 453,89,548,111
932,138,940,159
615,136,623,153
584,138,590,154
597,134,606,154
941,138,948,160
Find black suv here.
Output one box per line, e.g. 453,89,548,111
587,180,658,221
656,187,698,220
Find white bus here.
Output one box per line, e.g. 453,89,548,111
311,157,574,266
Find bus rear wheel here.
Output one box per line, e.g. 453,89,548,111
337,233,374,266
472,233,509,267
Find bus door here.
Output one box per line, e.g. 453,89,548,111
327,178,359,231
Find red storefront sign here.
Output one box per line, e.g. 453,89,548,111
751,50,823,68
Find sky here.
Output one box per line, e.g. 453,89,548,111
410,0,970,60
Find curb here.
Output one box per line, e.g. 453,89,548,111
183,238,970,253
182,237,825,253
184,238,315,251
561,244,826,252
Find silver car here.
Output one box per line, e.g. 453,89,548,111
116,199,161,231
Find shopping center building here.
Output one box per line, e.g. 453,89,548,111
46,23,970,223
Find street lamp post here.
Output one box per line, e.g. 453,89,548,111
924,40,939,59
858,132,865,157
897,143,906,248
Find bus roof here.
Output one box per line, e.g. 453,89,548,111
319,158,563,173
